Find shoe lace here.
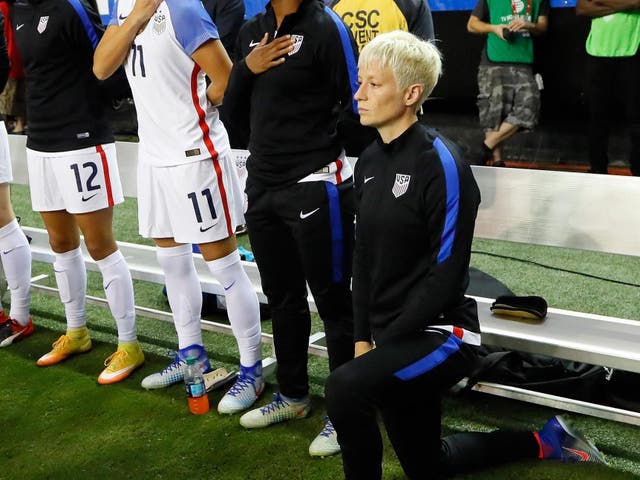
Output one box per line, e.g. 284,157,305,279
103,349,127,367
4,318,21,331
51,335,71,351
160,351,185,374
227,374,253,397
260,393,289,414
319,418,336,438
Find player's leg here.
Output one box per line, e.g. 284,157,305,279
137,158,210,389
0,121,32,347
239,184,313,428
63,144,143,383
165,153,263,412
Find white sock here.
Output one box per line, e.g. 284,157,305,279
207,249,261,367
0,219,31,325
96,250,137,343
53,247,86,330
156,244,203,349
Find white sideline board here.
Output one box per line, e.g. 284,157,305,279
8,135,639,257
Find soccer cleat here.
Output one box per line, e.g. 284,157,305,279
98,341,145,385
217,361,265,414
239,392,310,429
141,343,211,390
37,328,92,366
537,415,607,464
309,417,341,457
0,317,34,347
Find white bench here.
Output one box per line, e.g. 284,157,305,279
9,135,640,425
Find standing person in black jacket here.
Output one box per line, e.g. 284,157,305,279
202,0,245,59
223,0,363,457
0,10,32,348
325,30,607,480
12,0,144,384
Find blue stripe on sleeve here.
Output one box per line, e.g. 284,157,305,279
394,333,461,380
166,0,219,56
433,138,460,264
324,6,359,113
107,0,118,26
67,0,99,49
325,182,344,283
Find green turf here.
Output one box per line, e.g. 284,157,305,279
2,184,639,479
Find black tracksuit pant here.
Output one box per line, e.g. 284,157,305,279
245,178,355,399
586,51,640,176
326,331,539,479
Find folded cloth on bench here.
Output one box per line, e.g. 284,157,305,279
490,295,548,320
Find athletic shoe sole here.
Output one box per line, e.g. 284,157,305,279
36,340,92,367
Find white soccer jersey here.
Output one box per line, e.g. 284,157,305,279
110,0,230,166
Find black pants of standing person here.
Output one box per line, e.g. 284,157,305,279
326,330,540,480
586,51,640,176
245,178,355,399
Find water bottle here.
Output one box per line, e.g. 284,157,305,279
184,357,209,415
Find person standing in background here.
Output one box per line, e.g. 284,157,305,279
202,0,245,59
576,0,640,176
467,0,548,166
0,9,32,348
12,0,144,384
330,0,434,51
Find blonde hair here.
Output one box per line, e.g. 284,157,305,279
359,30,442,110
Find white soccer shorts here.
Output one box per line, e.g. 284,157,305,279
137,150,245,243
27,143,124,213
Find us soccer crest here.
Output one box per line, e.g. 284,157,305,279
37,16,49,34
152,12,166,35
288,35,304,56
392,174,411,198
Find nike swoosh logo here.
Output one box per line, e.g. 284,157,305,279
199,225,214,232
364,176,374,184
99,364,138,381
2,248,14,254
299,208,320,219
562,447,590,461
82,193,98,202
119,13,128,20
16,24,24,30
223,281,236,291
249,40,260,47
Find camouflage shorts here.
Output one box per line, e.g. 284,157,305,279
477,65,540,131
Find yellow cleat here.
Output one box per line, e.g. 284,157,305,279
98,341,145,385
37,328,92,366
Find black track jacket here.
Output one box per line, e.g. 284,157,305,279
223,0,364,189
12,0,113,152
353,123,481,346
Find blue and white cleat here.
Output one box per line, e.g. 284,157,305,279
217,361,265,414
141,343,211,390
